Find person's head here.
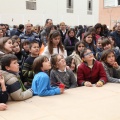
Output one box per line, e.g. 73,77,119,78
97,37,103,49
45,19,53,27
48,30,64,54
60,22,66,31
75,41,85,55
12,38,20,54
29,40,40,57
108,36,116,47
18,24,24,32
11,35,21,45
94,23,102,35
116,23,120,33
67,28,76,38
25,23,32,34
0,24,6,36
113,24,117,31
101,49,116,66
83,32,93,44
66,56,76,72
101,37,112,50
80,48,94,63
1,54,19,72
50,54,66,70
0,28,3,38
33,55,51,74
21,39,30,52
87,27,96,37
0,37,13,53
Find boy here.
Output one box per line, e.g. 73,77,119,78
1,54,33,101
22,40,40,88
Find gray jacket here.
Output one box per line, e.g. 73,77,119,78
102,62,120,83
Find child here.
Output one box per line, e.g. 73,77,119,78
42,30,67,59
0,37,13,58
77,48,107,87
22,40,40,88
0,71,8,103
82,32,96,55
64,28,79,56
96,37,103,60
65,56,77,78
0,71,8,111
101,49,120,83
1,54,33,101
102,38,120,64
31,55,64,96
50,54,77,89
70,41,85,67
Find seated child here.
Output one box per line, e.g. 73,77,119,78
1,54,33,101
31,55,64,96
50,54,77,89
22,40,40,88
0,71,8,111
101,49,120,83
65,56,77,77
77,48,107,87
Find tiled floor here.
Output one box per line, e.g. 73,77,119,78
0,83,120,120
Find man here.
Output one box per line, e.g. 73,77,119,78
0,24,9,37
58,22,67,44
19,23,40,43
15,24,24,36
40,19,53,46
110,23,120,48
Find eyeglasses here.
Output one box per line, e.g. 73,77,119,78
84,52,93,57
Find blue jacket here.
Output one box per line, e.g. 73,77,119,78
31,72,60,96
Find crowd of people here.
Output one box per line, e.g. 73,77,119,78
0,18,120,111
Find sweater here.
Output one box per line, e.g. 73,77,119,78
102,62,120,83
42,46,67,59
77,61,107,86
50,69,77,89
22,56,36,84
2,71,33,101
31,72,60,96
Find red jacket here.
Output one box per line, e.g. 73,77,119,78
77,60,107,86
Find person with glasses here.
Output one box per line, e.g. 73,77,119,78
77,48,107,87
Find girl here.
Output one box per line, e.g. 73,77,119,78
0,37,13,59
50,54,77,89
42,30,67,59
83,32,96,55
31,55,64,96
101,49,120,83
64,28,79,56
65,56,77,78
77,48,107,87
70,41,85,67
101,37,120,65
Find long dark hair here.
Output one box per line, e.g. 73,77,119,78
48,30,64,54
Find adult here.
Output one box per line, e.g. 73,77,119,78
40,19,53,46
19,23,40,43
110,23,120,48
15,24,24,36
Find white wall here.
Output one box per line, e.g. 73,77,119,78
0,0,99,26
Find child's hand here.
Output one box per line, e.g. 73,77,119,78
0,103,7,111
96,81,103,87
112,62,119,69
60,88,64,94
84,81,92,87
